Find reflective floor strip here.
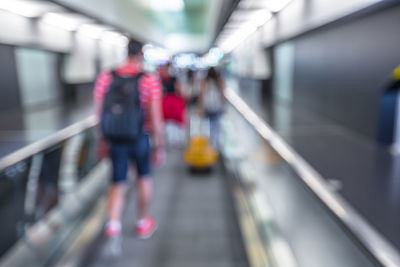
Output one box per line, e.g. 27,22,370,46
55,197,107,267
233,184,270,267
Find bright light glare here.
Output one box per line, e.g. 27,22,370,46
218,23,258,53
102,31,128,46
230,9,272,25
209,47,224,60
0,0,60,18
194,57,207,69
253,9,273,27
203,47,224,67
230,10,255,21
78,24,111,39
217,6,272,53
174,53,197,68
225,21,244,28
238,0,258,9
239,0,293,12
149,0,184,12
265,0,293,12
143,44,171,63
42,12,92,31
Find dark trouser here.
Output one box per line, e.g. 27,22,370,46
109,133,151,183
206,111,223,148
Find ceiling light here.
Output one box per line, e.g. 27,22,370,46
264,0,293,12
0,0,61,18
238,0,254,9
203,47,224,66
216,4,273,53
217,33,231,40
218,24,258,53
41,12,92,31
102,31,128,45
217,33,234,41
251,9,272,27
149,0,184,12
230,9,272,26
223,26,239,32
230,10,257,21
78,24,111,39
218,10,271,42
220,28,237,34
224,22,243,29
143,44,171,63
238,0,293,13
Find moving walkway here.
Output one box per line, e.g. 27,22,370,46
0,91,396,267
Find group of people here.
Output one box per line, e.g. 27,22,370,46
159,60,225,149
93,39,225,255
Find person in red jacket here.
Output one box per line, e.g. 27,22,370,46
159,64,188,147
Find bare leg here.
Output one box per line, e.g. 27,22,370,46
136,177,153,220
108,182,127,222
105,182,125,255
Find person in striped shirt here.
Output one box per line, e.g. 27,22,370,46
93,39,164,248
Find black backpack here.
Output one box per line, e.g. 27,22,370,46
100,71,144,142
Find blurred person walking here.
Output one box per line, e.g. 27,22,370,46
158,61,175,94
185,69,196,105
93,39,164,255
159,63,188,147
197,67,225,149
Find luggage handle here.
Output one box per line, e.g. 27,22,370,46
190,114,210,138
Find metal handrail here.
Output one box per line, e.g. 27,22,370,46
225,87,400,267
0,115,97,171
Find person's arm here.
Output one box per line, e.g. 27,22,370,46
150,97,164,149
93,71,111,119
94,97,103,120
93,71,111,158
147,74,165,165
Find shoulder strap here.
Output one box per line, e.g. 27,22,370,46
136,72,145,80
111,69,119,78
109,70,145,83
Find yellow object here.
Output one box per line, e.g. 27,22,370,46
394,65,400,81
184,135,218,168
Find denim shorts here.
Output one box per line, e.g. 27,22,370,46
109,133,151,183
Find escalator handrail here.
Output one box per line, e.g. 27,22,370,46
0,115,97,171
225,87,400,267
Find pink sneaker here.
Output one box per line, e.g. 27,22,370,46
105,221,121,237
135,216,157,239
104,222,122,257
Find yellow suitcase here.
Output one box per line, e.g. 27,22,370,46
183,135,218,168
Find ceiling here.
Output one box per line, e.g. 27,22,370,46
52,0,235,53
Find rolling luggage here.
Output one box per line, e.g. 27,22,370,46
183,115,218,169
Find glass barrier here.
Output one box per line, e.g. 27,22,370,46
0,157,31,257
0,125,108,267
221,103,380,267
